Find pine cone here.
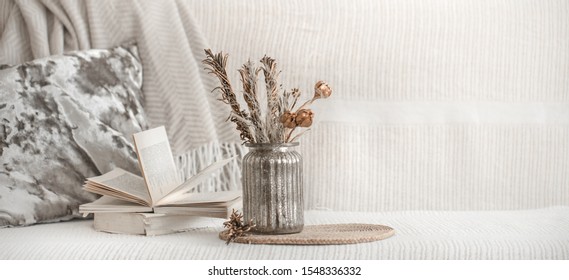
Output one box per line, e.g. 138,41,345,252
223,209,255,245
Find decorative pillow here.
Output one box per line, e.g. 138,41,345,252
0,44,148,227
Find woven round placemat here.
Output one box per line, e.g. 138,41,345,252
219,223,395,245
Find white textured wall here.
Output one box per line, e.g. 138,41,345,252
188,0,569,210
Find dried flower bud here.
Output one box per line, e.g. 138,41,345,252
295,109,314,127
314,81,332,99
291,88,301,98
280,111,297,128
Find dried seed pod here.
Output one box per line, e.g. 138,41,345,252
295,109,314,127
314,81,332,99
280,111,297,129
291,88,301,98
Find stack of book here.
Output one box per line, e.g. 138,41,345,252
79,126,242,236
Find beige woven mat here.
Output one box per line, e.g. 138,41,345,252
219,224,395,245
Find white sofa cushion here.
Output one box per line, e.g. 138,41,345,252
1,207,567,259
188,0,569,211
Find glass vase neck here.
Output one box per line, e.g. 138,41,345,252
244,142,299,150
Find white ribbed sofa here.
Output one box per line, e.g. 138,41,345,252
1,0,568,259
1,208,568,259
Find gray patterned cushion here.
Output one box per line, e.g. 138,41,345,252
0,44,148,227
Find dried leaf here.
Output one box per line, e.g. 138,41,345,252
203,49,254,142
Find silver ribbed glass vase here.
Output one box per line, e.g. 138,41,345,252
242,142,303,234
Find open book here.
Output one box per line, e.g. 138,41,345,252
79,126,241,215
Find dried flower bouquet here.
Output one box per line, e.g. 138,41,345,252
203,49,332,144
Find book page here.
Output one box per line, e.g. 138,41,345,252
83,183,148,205
158,190,242,206
79,196,153,213
156,157,236,206
133,126,180,205
153,198,242,219
86,168,151,205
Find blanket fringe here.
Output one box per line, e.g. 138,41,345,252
175,142,246,192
